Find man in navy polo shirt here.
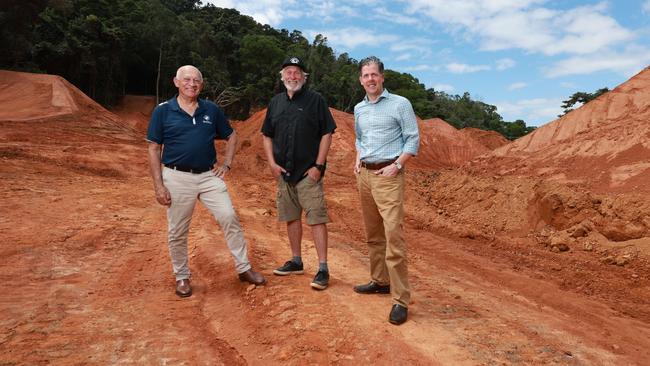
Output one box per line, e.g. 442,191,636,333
147,65,265,298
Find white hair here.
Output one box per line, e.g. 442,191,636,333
175,65,203,81
279,67,309,81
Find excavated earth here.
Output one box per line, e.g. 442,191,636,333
1,68,649,365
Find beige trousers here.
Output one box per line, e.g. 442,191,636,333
356,167,410,307
163,167,251,280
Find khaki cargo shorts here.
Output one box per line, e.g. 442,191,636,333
276,176,330,225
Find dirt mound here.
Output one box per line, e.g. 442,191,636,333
112,95,157,133
459,127,509,150
0,70,129,129
413,118,508,169
414,66,650,253
475,66,650,194
0,70,140,180
0,70,78,121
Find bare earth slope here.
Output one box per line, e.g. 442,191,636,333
1,70,649,365
414,118,508,169
420,67,650,242
460,127,509,150
112,95,157,132
485,66,650,194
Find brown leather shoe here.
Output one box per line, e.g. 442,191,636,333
238,269,266,285
389,304,408,325
175,279,192,297
354,281,390,294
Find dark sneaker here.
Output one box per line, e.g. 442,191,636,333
273,260,304,276
389,304,408,325
353,281,390,294
310,270,329,290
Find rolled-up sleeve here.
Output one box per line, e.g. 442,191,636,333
398,100,419,156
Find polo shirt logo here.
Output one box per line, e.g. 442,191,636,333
202,115,212,124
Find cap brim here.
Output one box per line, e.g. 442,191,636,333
282,64,306,72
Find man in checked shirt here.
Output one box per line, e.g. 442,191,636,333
352,56,420,325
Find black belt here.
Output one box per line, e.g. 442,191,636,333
164,164,212,174
360,160,394,170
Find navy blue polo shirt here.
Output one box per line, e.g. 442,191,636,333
146,95,233,168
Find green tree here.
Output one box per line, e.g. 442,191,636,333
503,119,535,140
320,53,363,112
0,0,48,70
239,34,284,106
559,87,609,116
32,1,124,103
283,30,309,60
4,0,535,139
305,34,335,93
160,0,201,14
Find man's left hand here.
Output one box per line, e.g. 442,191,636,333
213,164,231,178
307,166,322,182
375,163,399,177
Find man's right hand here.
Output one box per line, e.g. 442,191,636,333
155,185,172,206
354,159,361,175
269,163,287,178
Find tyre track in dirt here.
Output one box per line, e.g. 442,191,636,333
2,143,649,365
180,170,650,365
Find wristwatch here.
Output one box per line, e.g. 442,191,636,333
394,161,402,170
314,164,326,173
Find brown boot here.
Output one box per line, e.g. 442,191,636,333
238,269,266,285
175,279,192,297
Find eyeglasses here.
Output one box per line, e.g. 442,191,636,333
180,77,203,85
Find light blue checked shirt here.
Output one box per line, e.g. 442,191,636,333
354,89,420,163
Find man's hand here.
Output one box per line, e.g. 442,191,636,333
307,166,322,182
269,162,287,178
155,184,172,206
213,164,230,178
354,159,361,175
148,142,171,206
375,163,400,177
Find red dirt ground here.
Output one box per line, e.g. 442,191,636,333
1,69,649,365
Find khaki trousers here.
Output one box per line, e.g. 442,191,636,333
356,168,410,307
163,167,251,281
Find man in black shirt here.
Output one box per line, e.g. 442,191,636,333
261,57,336,290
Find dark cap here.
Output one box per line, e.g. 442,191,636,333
281,57,307,72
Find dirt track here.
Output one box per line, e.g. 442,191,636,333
1,70,650,365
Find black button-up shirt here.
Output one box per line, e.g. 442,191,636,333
261,88,336,183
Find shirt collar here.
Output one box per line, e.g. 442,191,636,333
363,88,390,104
284,87,305,101
169,94,206,113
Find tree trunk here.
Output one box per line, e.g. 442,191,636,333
156,39,163,104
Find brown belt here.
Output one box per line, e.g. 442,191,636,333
360,160,394,170
164,164,212,174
